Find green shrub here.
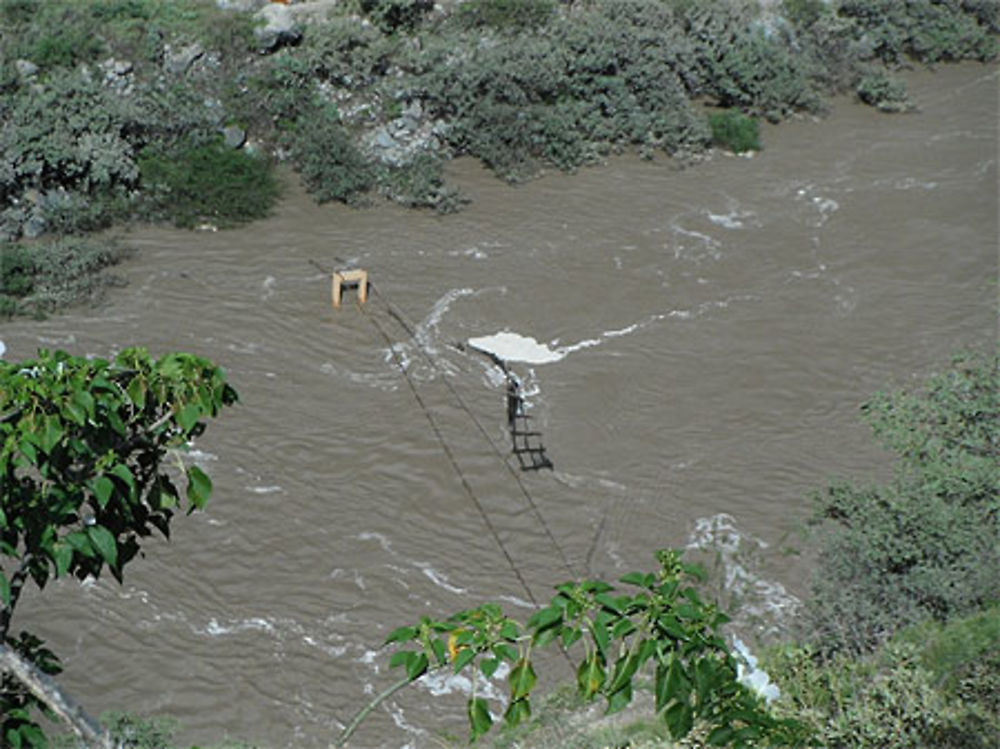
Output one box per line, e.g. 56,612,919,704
766,609,1000,749
454,0,556,31
31,27,106,69
138,139,279,229
287,104,375,204
360,0,434,33
0,237,130,317
412,3,711,180
856,68,912,112
708,109,761,152
376,152,465,212
765,642,964,749
803,353,1000,655
838,0,999,63
781,0,830,28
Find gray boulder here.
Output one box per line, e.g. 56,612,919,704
222,125,247,149
164,43,205,75
253,5,303,52
15,59,38,78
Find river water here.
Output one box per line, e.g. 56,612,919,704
3,63,997,748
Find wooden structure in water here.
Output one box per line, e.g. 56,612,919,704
332,269,368,307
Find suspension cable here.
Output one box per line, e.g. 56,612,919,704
357,299,542,608
369,283,578,581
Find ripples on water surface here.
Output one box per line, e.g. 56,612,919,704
3,64,997,748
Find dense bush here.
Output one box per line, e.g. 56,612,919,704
766,607,1000,749
766,642,961,749
409,1,714,180
708,109,761,153
137,139,279,228
838,0,999,63
360,0,434,33
856,68,912,112
287,103,376,204
0,237,130,317
803,353,999,655
453,0,557,31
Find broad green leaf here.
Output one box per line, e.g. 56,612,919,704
480,657,500,679
608,650,641,694
592,616,610,657
92,476,114,509
605,681,633,715
126,377,147,410
52,543,73,578
664,655,690,701
493,643,518,662
577,653,605,698
504,698,531,728
73,389,95,419
431,636,447,665
509,658,537,700
385,626,416,644
499,620,519,640
389,651,412,670
406,652,428,680
526,605,561,632
0,573,10,607
87,525,117,567
39,415,63,453
111,463,136,499
185,465,212,510
619,571,648,587
664,700,694,739
561,627,582,648
64,400,86,426
453,646,477,673
467,697,492,741
64,531,94,557
177,403,202,432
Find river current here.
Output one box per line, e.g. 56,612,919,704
3,63,997,748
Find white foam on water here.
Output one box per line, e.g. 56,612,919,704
198,617,276,637
686,513,800,640
733,636,780,704
468,331,564,364
247,485,284,494
416,563,466,595
262,275,276,300
419,662,508,702
0,340,5,358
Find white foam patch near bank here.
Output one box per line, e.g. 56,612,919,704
686,513,801,639
0,340,5,358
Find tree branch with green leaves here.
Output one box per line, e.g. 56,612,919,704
338,550,809,747
0,347,237,748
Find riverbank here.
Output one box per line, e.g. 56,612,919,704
2,0,998,318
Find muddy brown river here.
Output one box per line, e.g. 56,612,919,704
2,63,997,748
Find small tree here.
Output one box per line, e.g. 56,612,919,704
0,348,237,747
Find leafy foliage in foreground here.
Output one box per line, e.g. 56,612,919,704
0,348,237,747
371,551,807,747
804,352,999,655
